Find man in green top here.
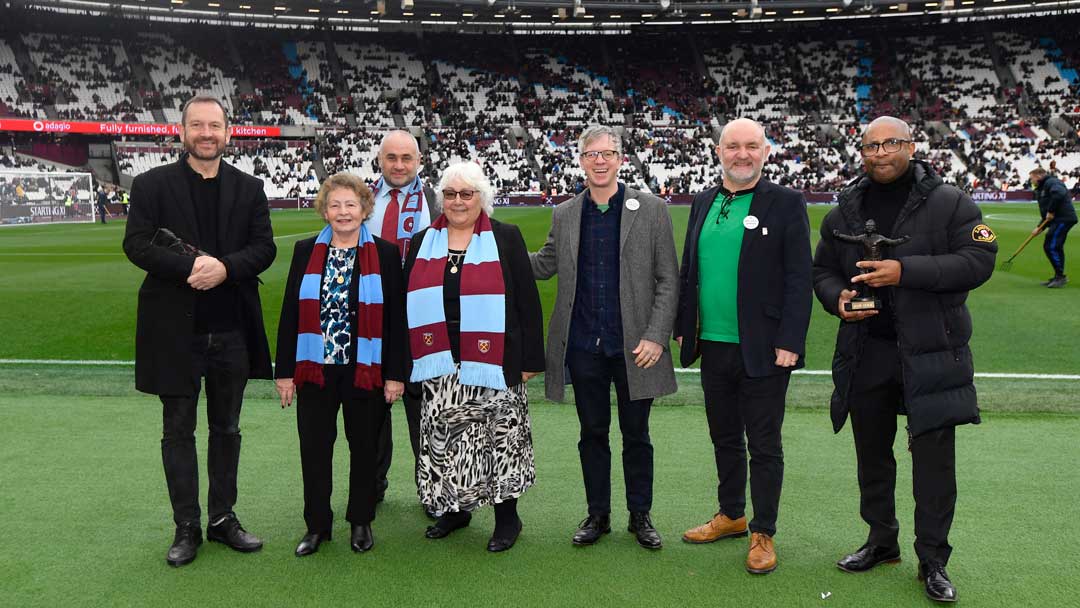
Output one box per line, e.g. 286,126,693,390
674,118,813,574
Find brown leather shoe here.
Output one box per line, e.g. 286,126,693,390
746,532,777,574
682,513,748,544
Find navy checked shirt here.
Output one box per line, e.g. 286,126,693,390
569,184,625,356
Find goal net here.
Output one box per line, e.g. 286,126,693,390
0,171,96,226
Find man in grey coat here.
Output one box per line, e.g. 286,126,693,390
531,125,679,550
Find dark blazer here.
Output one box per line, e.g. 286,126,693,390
403,218,545,388
675,178,813,377
123,157,276,396
274,235,408,384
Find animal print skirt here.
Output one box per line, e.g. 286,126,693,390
417,369,536,516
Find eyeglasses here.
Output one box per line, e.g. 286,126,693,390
716,192,736,223
580,150,620,162
859,138,912,156
441,189,477,201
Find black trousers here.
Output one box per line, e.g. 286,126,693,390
296,365,388,532
374,381,422,492
1043,220,1075,276
159,330,248,526
699,340,789,537
849,336,957,566
566,348,654,516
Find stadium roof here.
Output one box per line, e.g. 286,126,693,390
18,0,1080,29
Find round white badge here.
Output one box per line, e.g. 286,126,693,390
625,198,640,211
743,215,760,230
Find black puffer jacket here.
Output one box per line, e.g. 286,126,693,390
1035,175,1077,224
813,160,998,437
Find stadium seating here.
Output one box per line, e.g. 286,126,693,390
3,13,1080,195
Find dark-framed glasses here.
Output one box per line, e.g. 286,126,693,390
859,138,912,156
580,150,620,162
442,189,477,201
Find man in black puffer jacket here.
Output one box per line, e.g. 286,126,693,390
813,116,997,604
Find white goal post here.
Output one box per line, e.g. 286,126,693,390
0,170,96,226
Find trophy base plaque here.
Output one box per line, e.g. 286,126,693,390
844,297,881,312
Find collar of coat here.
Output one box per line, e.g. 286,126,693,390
836,159,944,233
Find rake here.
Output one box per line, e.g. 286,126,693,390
998,217,1050,271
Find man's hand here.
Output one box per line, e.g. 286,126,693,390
838,288,878,322
275,378,296,408
632,339,664,369
188,255,228,290
522,371,540,383
384,380,405,404
675,336,683,348
774,348,799,368
851,259,902,288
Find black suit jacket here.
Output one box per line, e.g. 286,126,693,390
123,157,276,395
275,235,408,384
675,179,813,377
403,218,545,388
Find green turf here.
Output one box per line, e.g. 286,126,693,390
0,365,1078,607
1,204,1077,375
2,204,1079,606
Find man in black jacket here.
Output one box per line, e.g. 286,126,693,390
675,118,812,574
813,116,996,603
1029,167,1076,288
123,96,276,567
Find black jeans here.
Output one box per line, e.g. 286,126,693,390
699,340,789,537
374,381,422,492
849,336,957,566
159,330,248,526
297,365,388,532
566,348,654,516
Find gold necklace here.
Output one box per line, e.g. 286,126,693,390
448,250,465,274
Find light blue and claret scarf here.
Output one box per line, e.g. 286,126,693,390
293,223,384,390
372,175,427,256
407,212,507,391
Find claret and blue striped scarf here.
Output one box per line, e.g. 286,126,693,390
293,223,384,390
407,212,507,391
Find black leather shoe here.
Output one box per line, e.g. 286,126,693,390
572,514,611,546
836,544,901,573
920,562,957,603
628,512,663,550
295,531,330,557
425,512,471,539
351,524,374,553
487,519,523,553
166,522,202,567
424,507,438,520
207,514,263,553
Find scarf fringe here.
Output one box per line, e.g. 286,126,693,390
460,362,509,391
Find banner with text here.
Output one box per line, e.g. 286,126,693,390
0,118,281,138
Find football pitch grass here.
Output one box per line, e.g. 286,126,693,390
1,204,1078,606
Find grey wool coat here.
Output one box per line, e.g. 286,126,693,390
530,186,680,402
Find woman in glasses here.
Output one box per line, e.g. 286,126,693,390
274,172,408,556
403,161,545,552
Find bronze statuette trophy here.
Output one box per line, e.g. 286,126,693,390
833,219,910,312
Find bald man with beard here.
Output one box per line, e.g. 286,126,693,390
813,116,997,603
675,118,812,575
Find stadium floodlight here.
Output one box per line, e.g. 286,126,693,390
487,0,496,6
0,171,96,227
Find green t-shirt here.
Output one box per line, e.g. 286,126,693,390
698,190,753,343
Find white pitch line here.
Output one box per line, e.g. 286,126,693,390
0,359,1076,380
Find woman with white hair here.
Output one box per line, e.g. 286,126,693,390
403,161,545,552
